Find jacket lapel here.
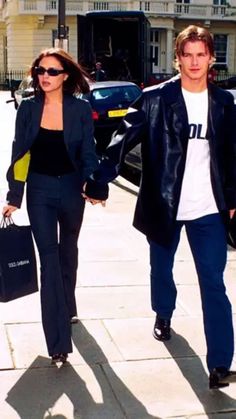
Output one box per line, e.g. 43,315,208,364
63,95,74,146
168,79,189,150
207,83,224,141
30,96,44,142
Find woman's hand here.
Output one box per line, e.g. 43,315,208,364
82,193,106,207
2,205,18,217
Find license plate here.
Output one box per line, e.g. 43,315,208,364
108,109,127,118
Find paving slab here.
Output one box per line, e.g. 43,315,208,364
103,358,236,418
103,317,207,361
0,323,14,369
80,224,144,262
0,362,125,419
76,285,153,319
79,260,150,286
75,285,186,320
6,320,124,369
0,292,41,323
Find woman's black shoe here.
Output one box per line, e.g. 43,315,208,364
70,316,79,324
209,367,236,389
153,315,171,341
51,353,68,365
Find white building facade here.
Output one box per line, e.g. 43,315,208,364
0,0,236,76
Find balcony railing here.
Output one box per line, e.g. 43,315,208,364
174,3,236,18
18,0,131,14
16,0,236,19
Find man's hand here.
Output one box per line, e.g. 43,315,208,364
82,182,107,206
2,205,18,217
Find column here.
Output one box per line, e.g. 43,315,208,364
166,28,173,74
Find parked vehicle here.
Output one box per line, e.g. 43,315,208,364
14,76,34,107
6,76,34,109
215,76,236,89
7,79,22,109
122,143,142,186
77,11,151,86
80,80,142,153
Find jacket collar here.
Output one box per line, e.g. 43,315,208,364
162,76,230,141
161,74,230,105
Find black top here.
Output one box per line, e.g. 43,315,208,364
29,127,75,176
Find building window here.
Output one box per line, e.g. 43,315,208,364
140,2,150,11
176,0,190,13
151,30,159,43
214,34,227,67
46,0,57,11
213,0,226,5
94,2,109,10
150,29,160,72
212,0,227,15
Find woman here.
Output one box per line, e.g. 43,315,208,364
2,48,107,364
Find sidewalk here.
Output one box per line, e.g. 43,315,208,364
0,175,236,418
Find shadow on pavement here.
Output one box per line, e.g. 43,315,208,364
5,320,157,418
164,330,236,418
72,320,158,419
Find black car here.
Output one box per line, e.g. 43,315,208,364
215,76,236,89
80,81,142,154
122,144,142,186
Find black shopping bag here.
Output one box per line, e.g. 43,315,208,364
0,216,38,302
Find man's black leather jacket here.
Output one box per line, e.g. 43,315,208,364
92,76,236,246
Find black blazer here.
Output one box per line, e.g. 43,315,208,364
6,93,100,207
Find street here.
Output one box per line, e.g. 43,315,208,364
1,91,236,418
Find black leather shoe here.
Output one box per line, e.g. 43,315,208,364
153,315,171,341
209,367,236,389
51,353,68,365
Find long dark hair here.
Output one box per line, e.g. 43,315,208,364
30,48,91,94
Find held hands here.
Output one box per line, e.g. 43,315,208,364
2,205,18,217
82,193,106,207
82,183,106,207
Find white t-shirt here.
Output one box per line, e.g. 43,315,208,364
176,88,218,220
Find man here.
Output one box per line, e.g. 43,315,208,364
85,25,236,389
90,62,107,81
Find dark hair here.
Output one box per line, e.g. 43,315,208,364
174,25,215,70
29,47,91,95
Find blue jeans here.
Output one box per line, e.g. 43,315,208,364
149,213,234,371
26,171,85,356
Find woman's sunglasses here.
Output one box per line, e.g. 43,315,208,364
34,66,65,76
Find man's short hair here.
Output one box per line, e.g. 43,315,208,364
174,25,215,70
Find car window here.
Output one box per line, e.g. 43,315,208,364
91,86,141,109
18,76,33,90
